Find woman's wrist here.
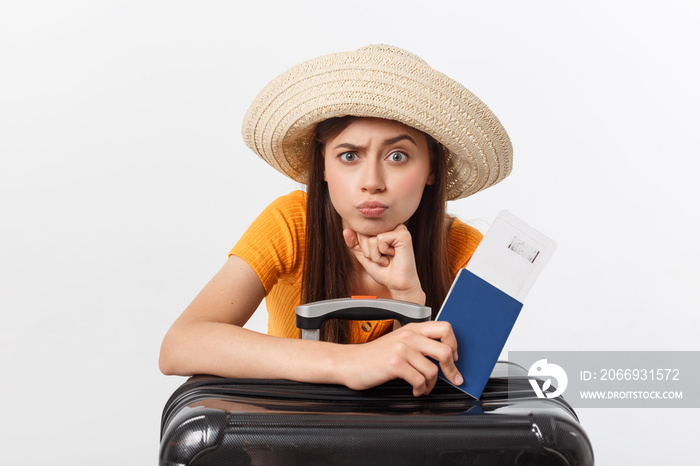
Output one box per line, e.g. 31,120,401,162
325,342,358,388
389,287,426,305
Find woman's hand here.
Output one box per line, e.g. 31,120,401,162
335,321,462,396
343,224,424,304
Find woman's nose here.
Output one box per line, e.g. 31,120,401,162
360,161,385,193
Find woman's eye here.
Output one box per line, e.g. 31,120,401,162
389,151,408,163
340,152,357,162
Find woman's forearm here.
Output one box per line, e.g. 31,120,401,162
159,318,463,397
159,319,342,384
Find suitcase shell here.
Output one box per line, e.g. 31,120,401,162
160,361,594,466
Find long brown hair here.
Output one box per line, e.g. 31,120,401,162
302,116,452,343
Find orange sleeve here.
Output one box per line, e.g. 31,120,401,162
447,217,483,277
229,191,307,295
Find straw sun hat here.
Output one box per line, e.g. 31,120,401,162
242,44,513,200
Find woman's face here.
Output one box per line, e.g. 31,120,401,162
323,117,434,236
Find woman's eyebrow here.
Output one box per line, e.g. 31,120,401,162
385,134,417,146
332,134,417,151
333,142,364,151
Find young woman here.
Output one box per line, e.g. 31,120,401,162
159,45,513,396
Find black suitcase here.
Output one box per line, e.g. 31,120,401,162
160,299,594,465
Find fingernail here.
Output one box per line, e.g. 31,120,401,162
454,374,463,385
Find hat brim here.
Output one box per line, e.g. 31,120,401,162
242,45,512,200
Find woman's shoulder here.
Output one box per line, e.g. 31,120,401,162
233,190,308,249
230,190,308,289
447,216,484,273
448,216,484,241
259,190,308,223
267,189,307,210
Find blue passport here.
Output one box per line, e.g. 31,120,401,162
436,268,524,399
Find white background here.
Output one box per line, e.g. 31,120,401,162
1,1,698,464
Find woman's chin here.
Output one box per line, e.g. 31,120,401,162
346,219,404,237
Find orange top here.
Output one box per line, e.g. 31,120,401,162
230,190,482,343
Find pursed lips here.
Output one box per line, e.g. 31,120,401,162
357,201,387,217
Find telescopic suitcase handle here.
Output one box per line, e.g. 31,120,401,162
296,297,431,340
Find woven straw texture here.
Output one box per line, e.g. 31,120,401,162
242,45,512,200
